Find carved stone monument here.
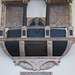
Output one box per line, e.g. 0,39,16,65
0,0,74,75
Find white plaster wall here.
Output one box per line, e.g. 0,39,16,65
27,0,46,17
0,0,75,75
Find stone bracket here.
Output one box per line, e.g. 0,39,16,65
13,57,61,71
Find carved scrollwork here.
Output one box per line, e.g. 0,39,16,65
13,58,61,71
40,61,55,70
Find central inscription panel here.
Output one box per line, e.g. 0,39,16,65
25,41,47,56
20,72,52,75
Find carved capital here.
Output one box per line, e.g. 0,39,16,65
1,0,7,4
1,1,3,3
23,0,29,4
67,0,73,3
68,26,74,30
45,0,51,3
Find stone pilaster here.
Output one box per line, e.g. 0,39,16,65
47,41,52,56
21,0,29,38
45,0,51,38
45,26,50,38
23,0,28,26
22,0,30,26
0,28,5,38
67,26,74,37
19,41,25,56
21,26,27,38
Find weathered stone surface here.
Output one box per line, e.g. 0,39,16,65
6,6,23,28
50,5,69,27
5,5,70,28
